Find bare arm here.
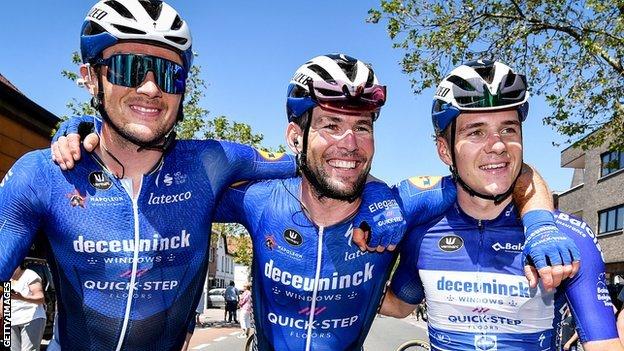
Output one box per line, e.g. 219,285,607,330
180,332,192,351
11,281,45,305
582,338,624,351
512,163,553,215
379,289,418,319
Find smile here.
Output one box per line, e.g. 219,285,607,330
130,105,160,114
479,162,508,170
328,159,358,169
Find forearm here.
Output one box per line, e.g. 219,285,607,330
512,163,553,216
379,289,417,318
618,309,624,346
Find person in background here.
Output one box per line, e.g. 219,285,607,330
238,283,253,338
224,281,239,324
560,305,579,351
10,261,46,351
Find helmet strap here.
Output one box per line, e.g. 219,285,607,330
448,120,522,205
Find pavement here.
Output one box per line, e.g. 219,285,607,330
188,307,246,350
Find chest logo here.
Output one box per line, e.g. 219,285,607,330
89,171,112,190
283,229,303,247
438,235,463,252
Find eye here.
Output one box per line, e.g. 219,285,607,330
354,125,372,133
323,124,339,131
467,129,484,137
501,127,518,135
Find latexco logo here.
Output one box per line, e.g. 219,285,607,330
147,191,192,205
438,235,463,252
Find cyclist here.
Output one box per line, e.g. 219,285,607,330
52,52,582,350
380,60,622,350
0,1,301,350
212,54,582,350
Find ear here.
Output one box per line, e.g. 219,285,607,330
436,135,453,167
286,122,303,154
80,64,98,96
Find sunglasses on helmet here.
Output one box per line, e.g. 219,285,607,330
307,80,387,115
96,54,188,94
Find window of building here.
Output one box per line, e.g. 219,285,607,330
598,205,624,235
600,150,624,177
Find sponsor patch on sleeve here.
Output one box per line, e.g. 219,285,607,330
407,175,442,190
257,149,286,161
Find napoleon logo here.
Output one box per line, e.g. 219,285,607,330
438,235,463,252
283,229,303,246
89,171,112,190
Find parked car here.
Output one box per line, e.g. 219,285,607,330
206,288,226,308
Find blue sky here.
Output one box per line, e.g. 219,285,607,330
1,1,575,191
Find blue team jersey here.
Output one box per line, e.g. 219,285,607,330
214,176,456,351
391,178,617,351
0,140,296,351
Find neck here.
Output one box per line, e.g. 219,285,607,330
96,123,164,180
300,177,361,227
457,187,512,220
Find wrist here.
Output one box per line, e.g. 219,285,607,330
522,209,556,238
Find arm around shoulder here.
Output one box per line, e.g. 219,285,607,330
379,289,418,319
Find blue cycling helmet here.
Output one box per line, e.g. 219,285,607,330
286,54,386,123
80,0,193,70
431,60,529,134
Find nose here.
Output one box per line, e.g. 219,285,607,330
484,132,506,154
136,71,162,98
335,129,358,152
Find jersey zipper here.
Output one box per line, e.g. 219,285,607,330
305,226,324,351
115,178,143,351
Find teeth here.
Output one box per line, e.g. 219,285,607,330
328,160,356,169
132,105,159,113
480,163,507,170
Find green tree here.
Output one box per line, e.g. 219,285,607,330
368,0,624,150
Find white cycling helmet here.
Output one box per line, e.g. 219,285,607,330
81,0,193,69
286,54,386,122
431,59,529,134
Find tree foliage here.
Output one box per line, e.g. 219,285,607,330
368,0,624,150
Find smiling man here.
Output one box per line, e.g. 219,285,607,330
381,60,622,351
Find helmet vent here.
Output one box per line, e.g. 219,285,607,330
171,15,183,30
165,36,188,45
447,75,475,92
307,64,334,83
112,24,146,35
473,65,495,84
82,21,107,35
104,1,135,20
336,61,357,81
139,0,163,21
365,69,375,87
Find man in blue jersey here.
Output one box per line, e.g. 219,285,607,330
51,52,579,351
380,60,623,350
0,1,302,350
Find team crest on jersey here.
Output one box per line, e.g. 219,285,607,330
408,175,442,190
283,229,303,246
67,189,87,208
474,334,497,351
438,235,463,252
264,235,276,251
257,150,285,161
89,171,112,190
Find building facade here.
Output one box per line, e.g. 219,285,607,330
207,232,235,289
0,74,59,179
557,132,624,276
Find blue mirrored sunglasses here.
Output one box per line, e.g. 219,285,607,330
97,54,187,94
